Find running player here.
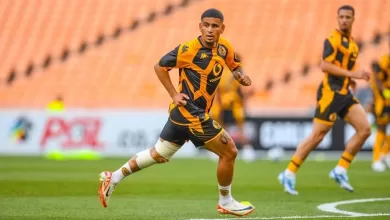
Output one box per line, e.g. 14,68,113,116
371,41,390,172
98,8,255,216
211,59,256,162
278,5,371,195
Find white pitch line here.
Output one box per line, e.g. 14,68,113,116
317,197,390,216
187,213,390,220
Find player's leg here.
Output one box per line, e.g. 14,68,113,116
278,120,332,195
371,102,387,171
383,136,390,168
233,104,256,162
372,123,386,172
191,118,254,216
279,86,336,195
330,103,371,192
203,130,254,216
381,108,390,168
98,120,185,208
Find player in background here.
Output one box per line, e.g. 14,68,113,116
98,8,255,216
210,54,256,162
278,5,371,195
371,41,390,172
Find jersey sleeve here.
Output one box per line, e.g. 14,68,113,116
322,37,338,62
158,44,190,71
225,42,242,71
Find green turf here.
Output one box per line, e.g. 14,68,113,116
0,157,389,220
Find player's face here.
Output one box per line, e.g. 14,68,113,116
337,9,354,33
199,17,225,47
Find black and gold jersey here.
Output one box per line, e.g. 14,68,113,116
372,54,390,91
159,36,241,125
322,29,359,95
372,54,390,113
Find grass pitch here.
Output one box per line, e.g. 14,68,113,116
0,156,389,220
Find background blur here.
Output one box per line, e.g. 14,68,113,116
0,0,389,158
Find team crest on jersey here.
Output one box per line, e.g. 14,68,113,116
213,120,221,129
217,45,227,57
329,113,337,122
342,37,348,43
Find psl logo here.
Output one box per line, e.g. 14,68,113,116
10,116,32,143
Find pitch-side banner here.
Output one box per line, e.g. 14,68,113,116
0,110,379,155
246,113,378,151
0,110,197,157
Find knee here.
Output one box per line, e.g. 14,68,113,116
224,144,238,160
152,139,181,163
357,127,372,140
150,148,169,163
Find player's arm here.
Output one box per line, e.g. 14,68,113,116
350,79,357,94
226,51,251,86
155,45,189,106
320,39,369,80
320,39,352,77
154,64,179,99
320,60,352,77
232,66,245,81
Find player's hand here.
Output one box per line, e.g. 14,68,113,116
236,72,252,86
172,93,189,107
350,79,357,93
352,70,371,81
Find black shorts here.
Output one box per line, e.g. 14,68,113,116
314,87,359,125
160,117,224,147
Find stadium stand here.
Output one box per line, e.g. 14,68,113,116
0,0,388,111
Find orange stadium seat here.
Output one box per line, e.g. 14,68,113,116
0,0,388,110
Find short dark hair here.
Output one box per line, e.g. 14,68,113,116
338,5,355,16
201,8,224,22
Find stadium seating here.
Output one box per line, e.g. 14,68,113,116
0,0,388,110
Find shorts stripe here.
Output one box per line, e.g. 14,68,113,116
313,118,334,125
204,129,224,144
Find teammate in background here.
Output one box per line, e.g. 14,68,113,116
371,41,390,172
98,8,255,216
278,5,371,195
46,95,65,113
211,55,256,162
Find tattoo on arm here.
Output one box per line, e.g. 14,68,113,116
219,131,232,145
232,67,243,80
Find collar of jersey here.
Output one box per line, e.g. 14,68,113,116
197,36,219,49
